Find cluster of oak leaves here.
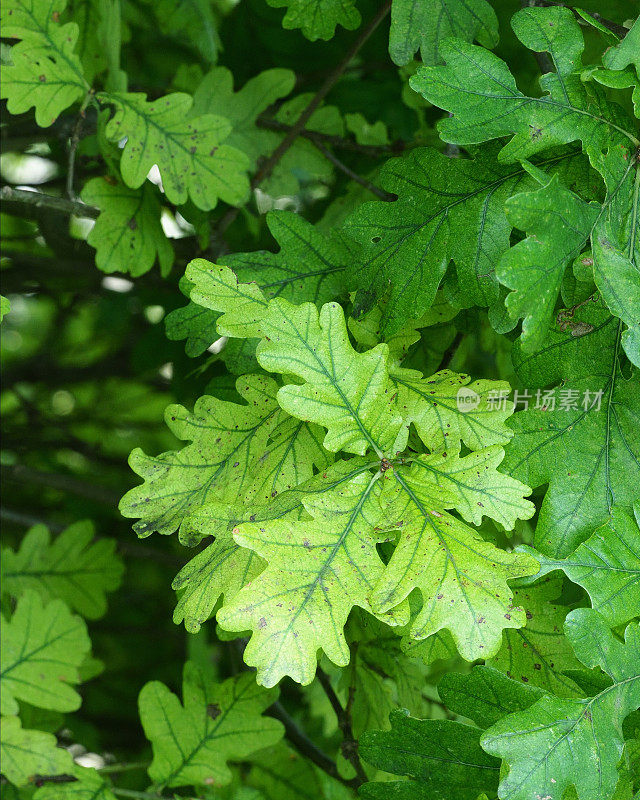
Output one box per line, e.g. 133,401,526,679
1,1,640,799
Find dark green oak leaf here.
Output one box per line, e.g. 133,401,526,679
482,609,640,800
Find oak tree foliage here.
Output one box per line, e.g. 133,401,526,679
1,0,638,798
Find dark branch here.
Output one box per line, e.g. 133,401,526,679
267,701,360,791
1,186,99,219
256,117,406,156
309,139,395,200
438,332,465,371
0,507,64,532
316,665,368,786
2,463,121,507
215,0,392,237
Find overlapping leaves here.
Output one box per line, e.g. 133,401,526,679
344,144,592,335
411,6,638,162
506,302,640,557
482,609,640,800
125,263,538,686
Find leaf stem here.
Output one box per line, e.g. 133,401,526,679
66,91,94,200
98,762,151,774
267,700,360,791
0,186,99,219
316,664,369,786
215,0,392,237
111,789,164,800
309,139,395,200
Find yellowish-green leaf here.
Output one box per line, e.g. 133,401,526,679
218,473,408,686
100,92,250,211
0,716,73,788
1,520,123,619
139,664,283,788
1,591,91,714
1,0,88,126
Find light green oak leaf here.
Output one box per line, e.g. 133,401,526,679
372,459,537,661
100,92,250,211
392,368,515,454
139,664,283,788
1,0,88,126
81,178,174,277
191,68,296,169
169,212,354,357
217,473,408,686
266,0,360,41
256,299,405,457
173,459,372,633
1,520,123,619
120,374,328,539
0,716,74,787
1,591,91,714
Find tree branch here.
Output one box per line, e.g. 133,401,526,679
309,139,395,200
256,117,406,156
0,507,64,532
1,186,99,219
316,664,368,786
267,701,360,791
438,332,465,371
2,463,121,507
66,94,93,200
215,0,392,237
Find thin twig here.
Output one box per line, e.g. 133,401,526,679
267,701,360,791
111,789,165,800
33,775,77,787
437,332,465,372
0,507,65,532
0,186,99,218
2,463,121,507
309,139,395,200
316,665,368,786
66,93,93,200
98,762,150,774
215,0,392,238
256,117,406,156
